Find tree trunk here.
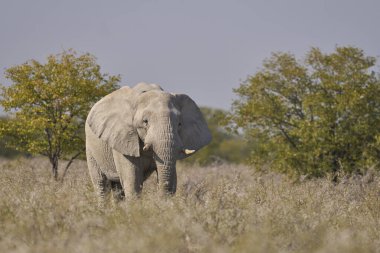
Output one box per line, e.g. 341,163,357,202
50,156,59,181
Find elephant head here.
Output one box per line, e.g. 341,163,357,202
86,83,211,193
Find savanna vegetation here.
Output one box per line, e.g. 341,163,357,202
1,46,380,252
0,157,379,253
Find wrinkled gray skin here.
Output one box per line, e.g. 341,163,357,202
85,83,211,203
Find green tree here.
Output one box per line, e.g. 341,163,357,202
0,117,23,158
0,50,120,180
229,46,380,178
181,107,249,166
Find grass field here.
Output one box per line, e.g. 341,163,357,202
0,157,379,253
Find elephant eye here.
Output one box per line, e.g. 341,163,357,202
143,119,148,126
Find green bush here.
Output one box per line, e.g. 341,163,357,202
229,46,380,178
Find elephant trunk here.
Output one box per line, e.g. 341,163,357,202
152,117,177,194
156,160,177,194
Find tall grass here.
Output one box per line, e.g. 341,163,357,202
0,157,379,252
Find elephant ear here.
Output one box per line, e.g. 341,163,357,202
87,86,140,157
175,94,212,159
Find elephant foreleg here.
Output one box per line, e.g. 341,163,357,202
112,150,144,199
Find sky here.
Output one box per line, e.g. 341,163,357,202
0,0,379,111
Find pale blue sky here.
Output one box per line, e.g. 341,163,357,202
1,0,379,111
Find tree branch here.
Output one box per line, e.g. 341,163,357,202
278,126,298,150
60,148,85,182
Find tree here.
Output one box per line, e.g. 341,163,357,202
0,117,23,158
0,50,120,180
180,107,250,166
229,46,380,178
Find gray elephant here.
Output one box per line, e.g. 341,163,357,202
85,82,211,203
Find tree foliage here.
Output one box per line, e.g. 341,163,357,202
229,46,380,178
0,50,120,179
181,107,250,166
0,117,24,158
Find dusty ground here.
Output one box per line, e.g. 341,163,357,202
0,157,379,253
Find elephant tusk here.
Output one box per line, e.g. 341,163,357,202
143,143,151,151
183,149,196,155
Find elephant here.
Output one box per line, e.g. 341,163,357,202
85,82,211,203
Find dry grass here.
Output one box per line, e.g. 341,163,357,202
0,157,380,253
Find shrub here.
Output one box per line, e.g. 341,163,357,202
229,46,380,178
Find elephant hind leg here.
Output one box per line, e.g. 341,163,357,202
87,153,111,204
110,180,125,201
143,166,158,182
